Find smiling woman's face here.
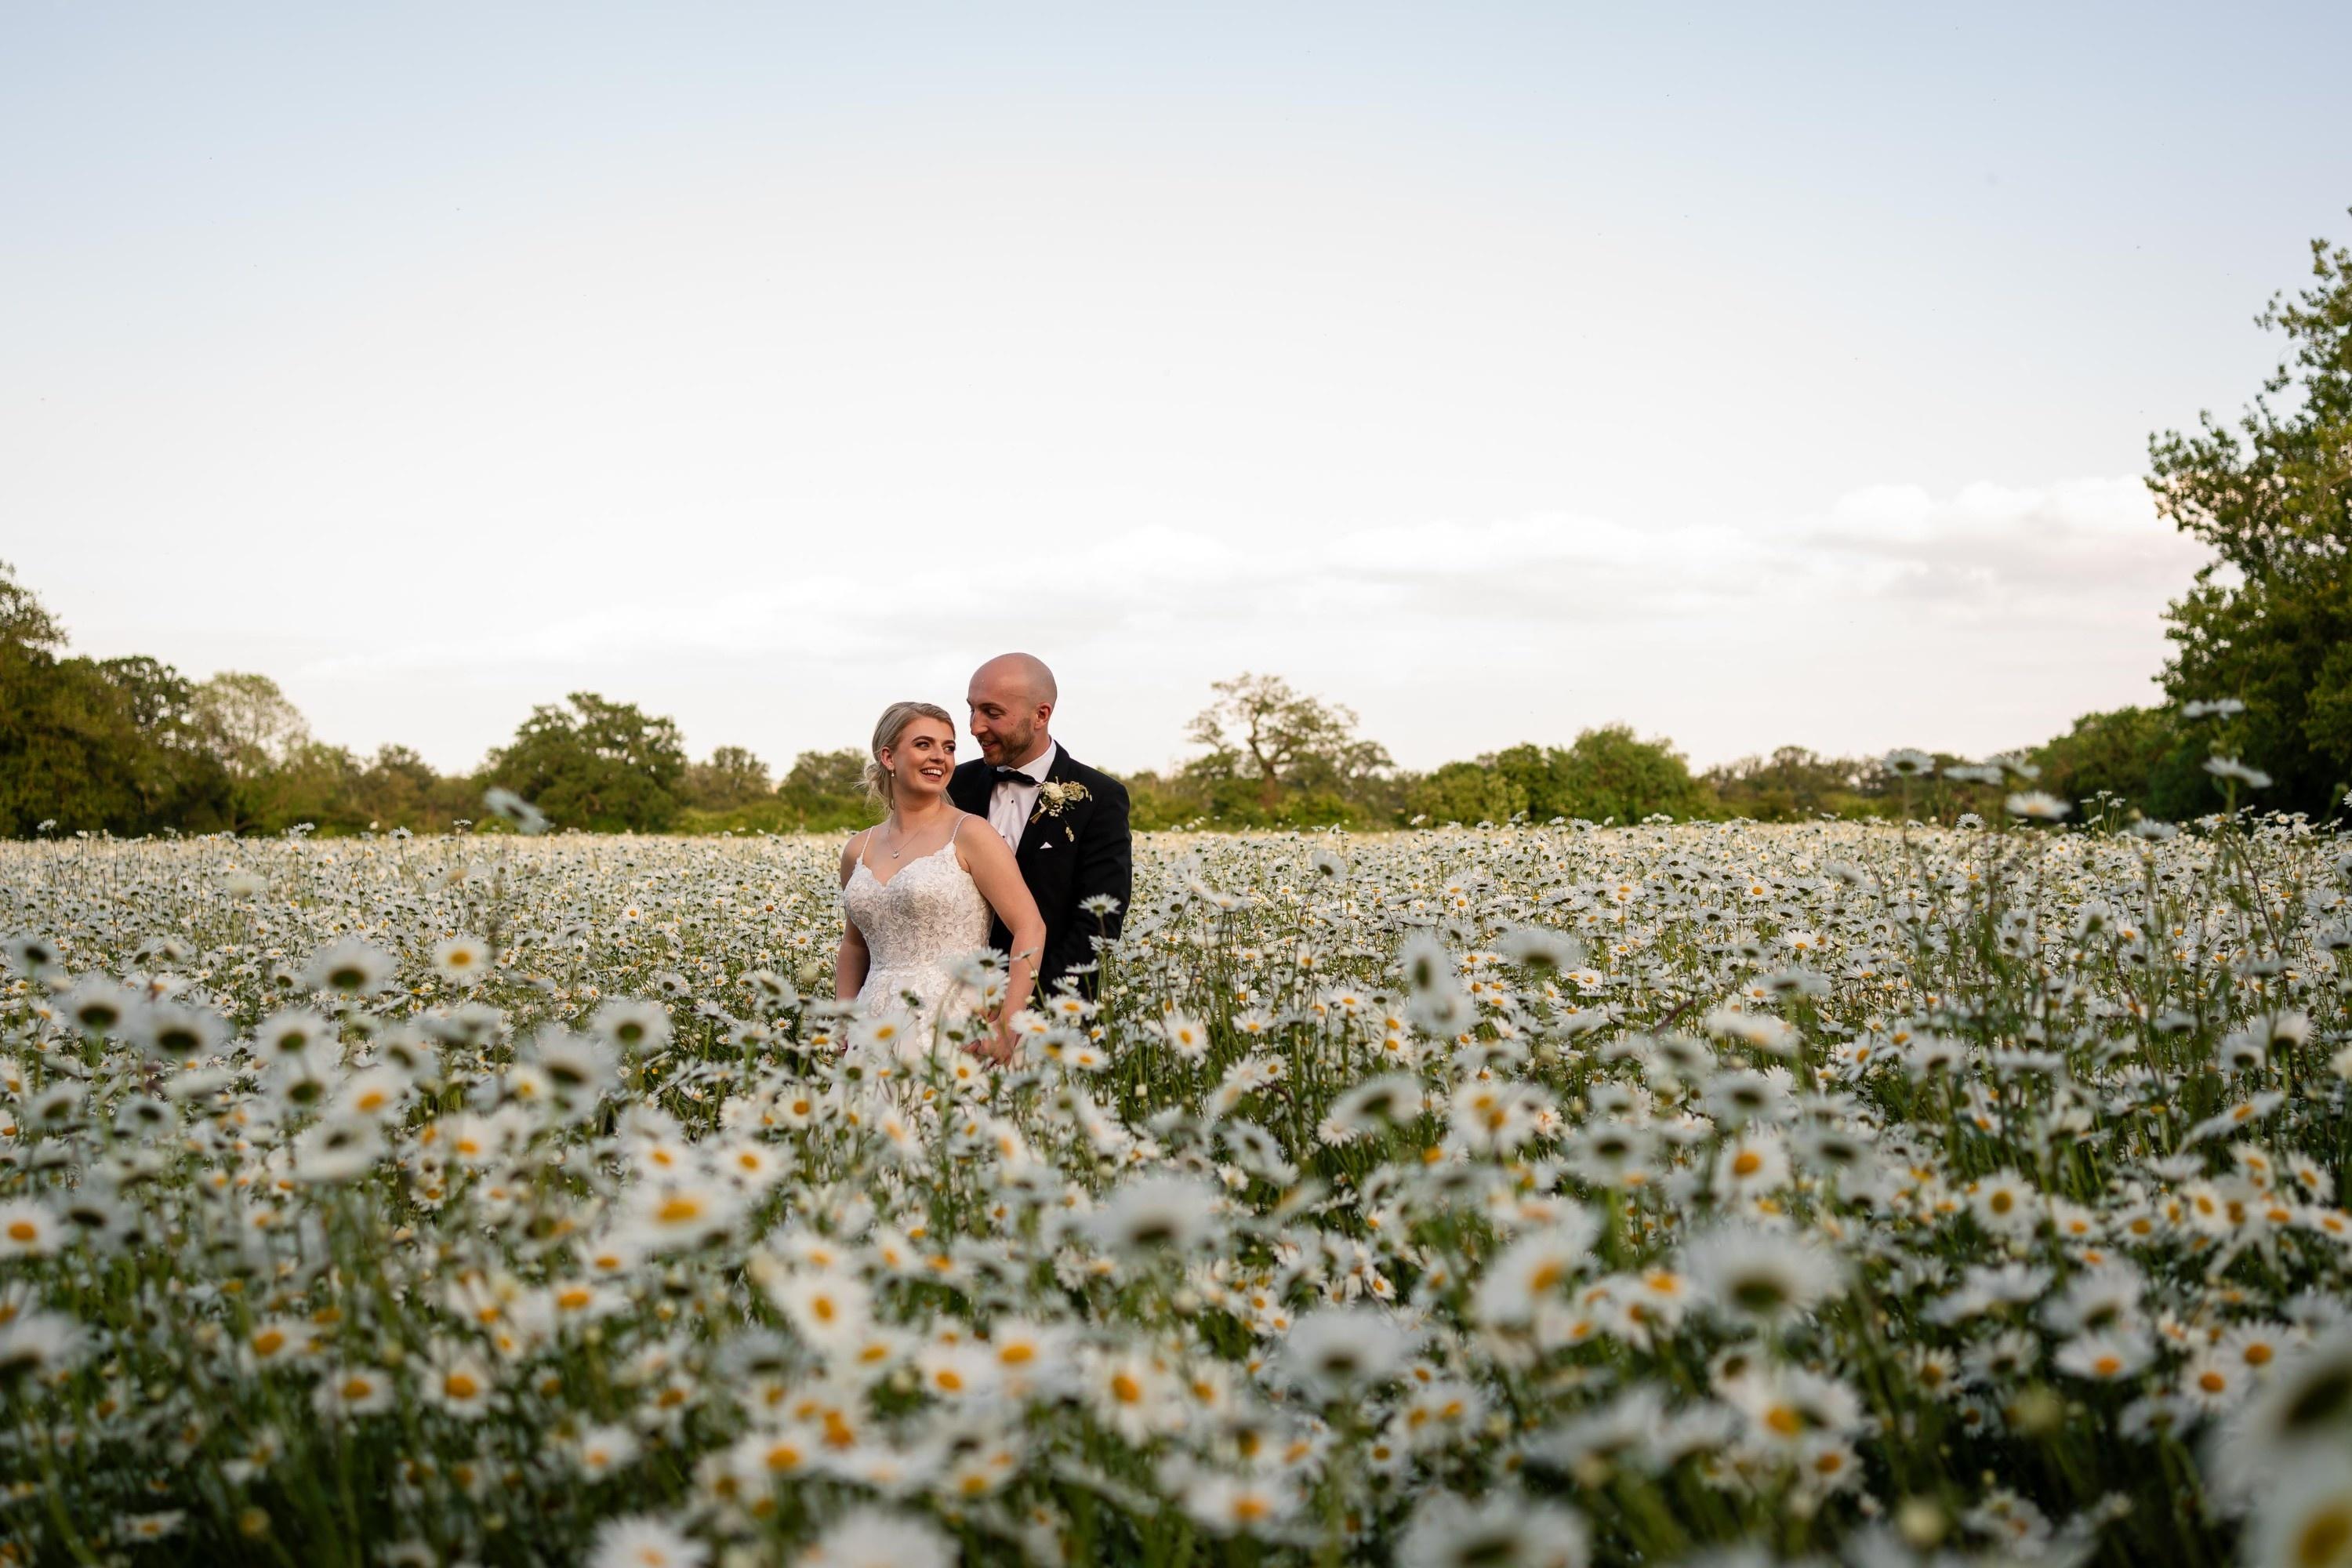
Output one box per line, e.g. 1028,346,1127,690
880,716,957,803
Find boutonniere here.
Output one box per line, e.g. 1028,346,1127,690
1029,780,1091,823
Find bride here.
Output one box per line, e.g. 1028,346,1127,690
835,701,1046,1063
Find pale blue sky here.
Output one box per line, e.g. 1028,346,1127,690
5,5,2347,773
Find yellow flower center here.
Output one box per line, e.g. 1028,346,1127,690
2296,1505,2352,1568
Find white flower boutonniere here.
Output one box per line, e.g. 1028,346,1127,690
1029,780,1091,825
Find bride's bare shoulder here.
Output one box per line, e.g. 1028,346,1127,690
953,812,1010,862
838,829,871,884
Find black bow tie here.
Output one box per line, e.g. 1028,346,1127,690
992,766,1033,784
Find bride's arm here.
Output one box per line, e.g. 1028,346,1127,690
956,823,1047,1061
835,832,872,1001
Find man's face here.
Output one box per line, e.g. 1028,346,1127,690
968,671,1044,766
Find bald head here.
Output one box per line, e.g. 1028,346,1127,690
975,652,1056,707
967,653,1058,768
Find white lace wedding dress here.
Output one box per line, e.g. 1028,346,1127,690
840,818,994,1033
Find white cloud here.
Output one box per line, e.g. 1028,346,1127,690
1802,477,2198,604
0,14,2314,796
278,475,2203,775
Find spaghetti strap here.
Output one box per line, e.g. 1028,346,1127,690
856,828,878,869
949,815,966,845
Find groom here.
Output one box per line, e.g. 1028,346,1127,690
949,653,1131,1000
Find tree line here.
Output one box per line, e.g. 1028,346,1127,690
0,611,878,840
0,585,1967,837
0,608,2312,840
5,215,2347,840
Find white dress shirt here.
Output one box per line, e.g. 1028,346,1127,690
985,741,1057,850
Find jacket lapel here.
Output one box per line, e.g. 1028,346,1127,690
1014,746,1080,861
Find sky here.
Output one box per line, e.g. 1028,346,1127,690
5,4,2348,778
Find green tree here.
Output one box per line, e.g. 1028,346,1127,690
2029,707,2217,824
2151,214,2352,818
1409,728,1711,827
0,652,145,836
673,748,874,835
1703,746,1887,822
193,672,311,779
1538,727,1713,823
0,563,233,837
247,741,369,833
96,655,233,830
681,745,773,811
487,692,688,832
1121,770,1209,831
191,672,333,832
343,744,474,833
779,748,864,800
1407,760,1530,826
1185,673,1395,815
0,561,80,833
0,559,67,651
772,748,870,829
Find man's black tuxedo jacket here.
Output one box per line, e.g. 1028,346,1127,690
947,746,1131,997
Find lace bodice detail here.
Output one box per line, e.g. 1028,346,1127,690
840,832,992,1029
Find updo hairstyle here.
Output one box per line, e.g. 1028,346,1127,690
864,701,957,809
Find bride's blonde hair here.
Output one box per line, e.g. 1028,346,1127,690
865,701,957,809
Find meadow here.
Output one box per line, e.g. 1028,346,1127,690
3,803,2350,1568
